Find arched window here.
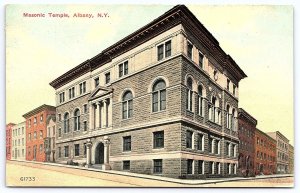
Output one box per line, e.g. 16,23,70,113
186,77,193,111
226,105,230,129
152,79,166,112
232,108,236,131
74,109,80,131
64,113,69,133
209,96,220,124
197,85,203,116
122,91,133,119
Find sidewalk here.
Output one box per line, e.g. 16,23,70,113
7,160,293,185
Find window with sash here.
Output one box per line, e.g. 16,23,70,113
122,91,133,119
152,79,166,112
153,131,164,149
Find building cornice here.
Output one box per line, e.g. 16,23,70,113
23,104,56,119
256,128,276,143
50,5,247,90
238,108,257,126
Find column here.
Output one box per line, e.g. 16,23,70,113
93,103,97,129
103,136,111,170
105,99,110,127
98,101,103,129
85,140,92,168
89,103,93,131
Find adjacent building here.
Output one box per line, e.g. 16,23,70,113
267,131,289,174
11,122,26,160
50,5,247,178
254,128,276,175
6,123,15,160
237,108,257,177
45,115,56,162
23,104,56,162
288,144,294,174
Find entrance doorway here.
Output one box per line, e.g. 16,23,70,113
95,142,104,164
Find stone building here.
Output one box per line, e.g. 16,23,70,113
267,131,289,174
45,115,56,162
254,128,276,175
6,123,15,160
23,104,56,162
237,108,257,177
288,144,294,174
50,5,247,178
11,122,26,160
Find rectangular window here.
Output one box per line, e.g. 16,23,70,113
34,117,37,124
40,130,43,139
105,72,110,84
197,134,203,150
58,114,61,121
233,85,236,96
94,77,99,87
209,162,214,174
83,121,87,131
186,130,193,148
157,44,164,61
84,104,88,113
74,144,79,156
124,61,128,75
123,160,130,170
79,82,86,95
119,61,128,77
153,131,164,149
64,146,69,157
153,159,162,174
187,159,193,174
69,87,75,99
84,143,87,155
34,131,37,139
227,79,230,90
58,147,61,158
58,128,61,137
119,63,123,77
152,92,158,112
217,162,221,174
187,42,193,59
232,144,235,157
123,136,131,151
199,51,204,68
164,41,171,58
209,138,213,153
157,40,172,61
59,92,65,103
214,140,219,154
40,114,43,122
198,160,204,174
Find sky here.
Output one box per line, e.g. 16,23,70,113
5,4,293,145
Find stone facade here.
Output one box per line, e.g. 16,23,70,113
254,129,276,175
11,122,26,160
288,144,294,174
237,108,257,177
267,131,290,174
50,5,246,178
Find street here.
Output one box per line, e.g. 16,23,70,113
6,161,293,187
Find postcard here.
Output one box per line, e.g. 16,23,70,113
5,4,294,187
